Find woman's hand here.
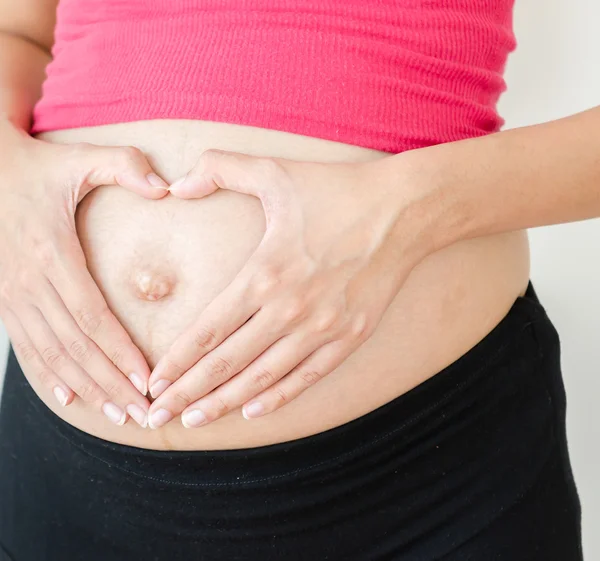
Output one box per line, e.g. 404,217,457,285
147,149,432,429
0,120,169,427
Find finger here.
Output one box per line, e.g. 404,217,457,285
37,278,150,425
243,338,354,418
18,304,142,427
1,306,74,407
44,236,151,397
148,271,258,398
179,330,321,428
147,306,282,429
70,143,169,201
168,150,286,205
17,304,107,407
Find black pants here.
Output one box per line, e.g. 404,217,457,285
0,282,583,561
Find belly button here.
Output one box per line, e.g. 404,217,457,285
133,270,176,301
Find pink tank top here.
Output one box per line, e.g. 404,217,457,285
30,0,516,153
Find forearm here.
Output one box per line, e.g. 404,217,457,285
0,31,52,131
380,105,600,255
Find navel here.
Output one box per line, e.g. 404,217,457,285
132,270,176,301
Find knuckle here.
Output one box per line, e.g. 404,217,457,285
37,367,54,387
274,386,289,406
213,394,229,416
17,268,37,293
76,381,99,402
193,326,218,351
251,267,282,299
255,157,284,181
198,149,217,168
313,305,342,332
119,145,144,165
349,312,372,342
281,295,307,324
300,370,324,386
16,341,37,363
163,355,185,376
197,149,230,174
108,343,128,367
41,346,67,371
250,367,276,390
103,381,123,401
68,339,92,364
206,356,234,382
74,306,106,338
174,391,193,407
33,239,57,269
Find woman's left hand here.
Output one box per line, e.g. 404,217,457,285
146,149,431,429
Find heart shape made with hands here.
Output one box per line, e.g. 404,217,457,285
141,149,421,431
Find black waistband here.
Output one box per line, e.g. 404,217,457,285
7,281,552,487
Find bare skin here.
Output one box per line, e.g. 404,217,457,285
0,0,167,424
0,0,532,450
22,119,531,450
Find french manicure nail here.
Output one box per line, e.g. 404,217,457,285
53,386,68,407
126,404,148,428
148,408,172,430
128,372,147,396
102,402,126,426
149,379,171,399
146,172,169,189
243,402,264,419
182,409,207,428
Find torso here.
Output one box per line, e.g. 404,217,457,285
29,119,530,450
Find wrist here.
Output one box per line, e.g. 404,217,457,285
372,144,476,262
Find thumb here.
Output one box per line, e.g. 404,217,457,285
71,143,170,202
168,149,273,199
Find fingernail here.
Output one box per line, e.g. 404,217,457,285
243,402,264,419
128,372,147,396
167,176,187,193
149,379,171,399
53,386,68,407
126,404,148,428
148,408,172,429
146,173,169,190
102,402,126,426
181,409,207,428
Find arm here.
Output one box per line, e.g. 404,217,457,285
379,105,600,255
145,107,600,427
0,0,57,129
0,0,169,426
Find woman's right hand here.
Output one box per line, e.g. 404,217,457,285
0,120,169,427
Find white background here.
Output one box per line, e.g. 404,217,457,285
0,0,598,557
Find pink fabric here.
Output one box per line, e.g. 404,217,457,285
31,0,516,153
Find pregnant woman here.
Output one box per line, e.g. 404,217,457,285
0,0,592,559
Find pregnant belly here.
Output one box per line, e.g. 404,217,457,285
30,120,530,450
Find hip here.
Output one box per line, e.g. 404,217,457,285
22,119,531,450
0,282,583,560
